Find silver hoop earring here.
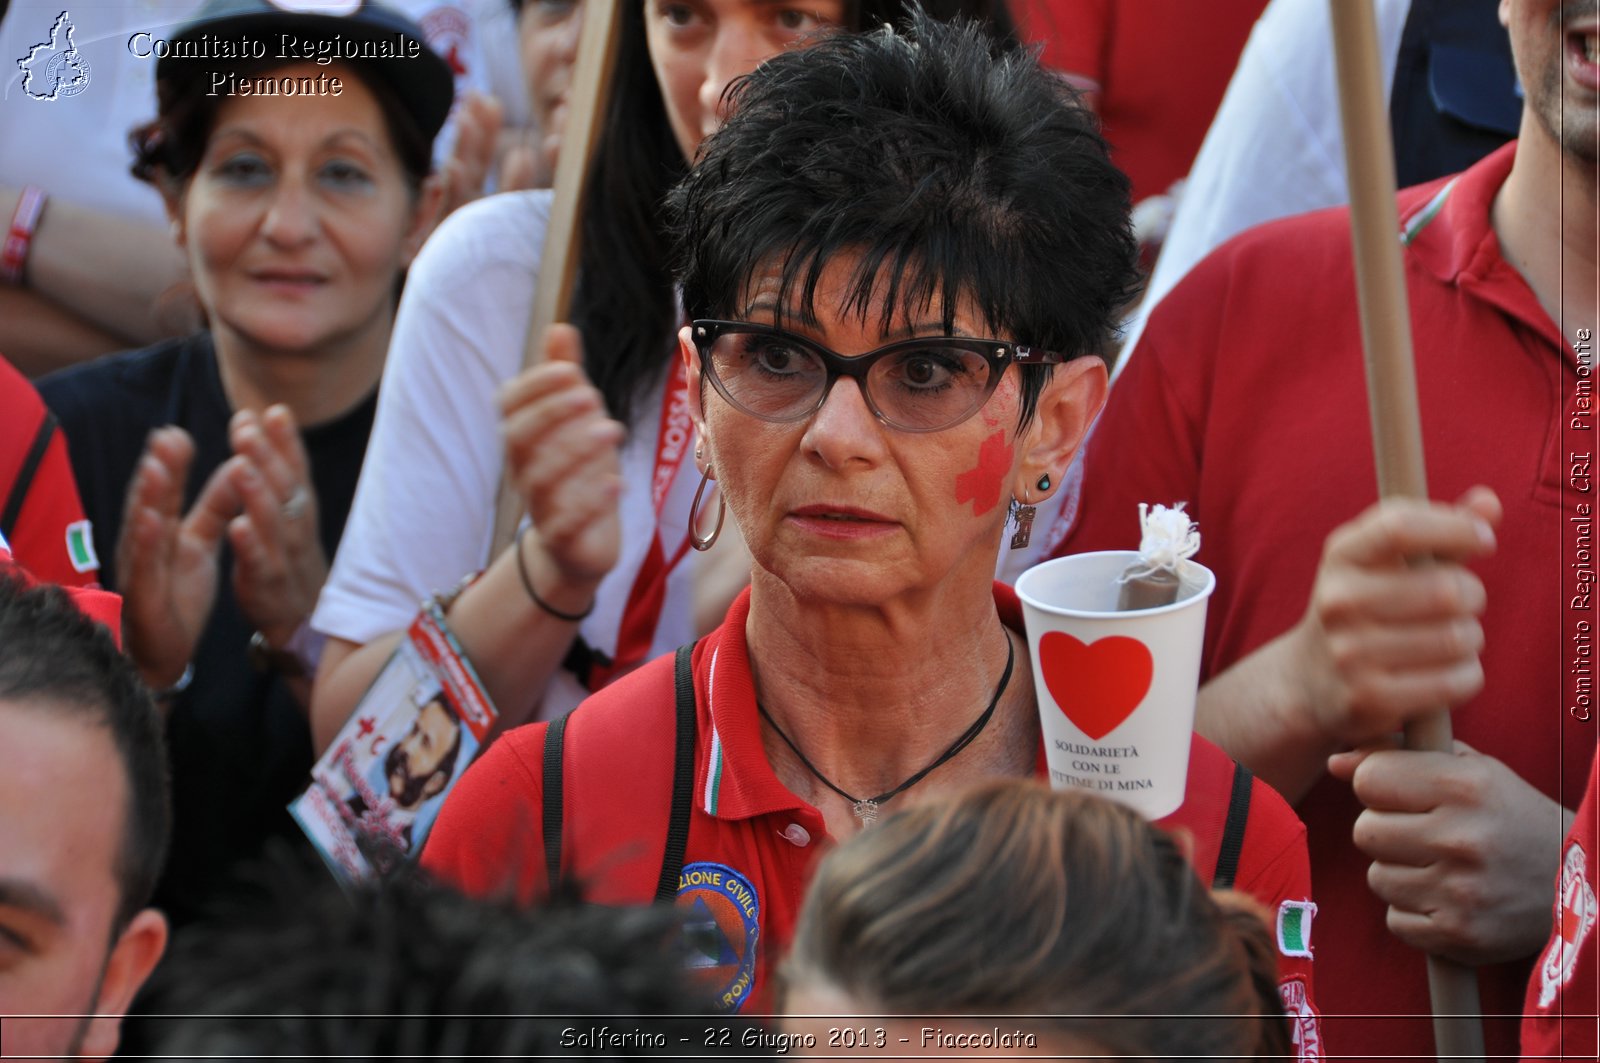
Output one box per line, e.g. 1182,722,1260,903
690,468,725,552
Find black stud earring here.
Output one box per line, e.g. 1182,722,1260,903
1037,474,1052,492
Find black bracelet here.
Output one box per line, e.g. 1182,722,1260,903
515,525,594,623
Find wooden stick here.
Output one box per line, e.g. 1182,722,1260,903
488,0,623,558
1328,2,1485,1057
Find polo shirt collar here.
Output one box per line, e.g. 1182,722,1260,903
1404,140,1515,283
696,587,807,822
1402,140,1566,355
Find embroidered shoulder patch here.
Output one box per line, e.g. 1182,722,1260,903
65,520,97,573
1538,841,1596,1009
676,861,760,1012
1276,900,1316,958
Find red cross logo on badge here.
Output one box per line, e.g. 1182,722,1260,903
1538,841,1596,1009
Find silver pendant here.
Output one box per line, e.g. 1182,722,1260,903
851,799,880,826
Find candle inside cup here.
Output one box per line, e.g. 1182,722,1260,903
1016,550,1216,819
1116,502,1205,611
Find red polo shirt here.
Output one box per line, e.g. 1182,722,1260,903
1056,141,1591,1058
0,356,97,588
424,585,1318,1044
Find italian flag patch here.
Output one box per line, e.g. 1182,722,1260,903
65,520,97,573
1277,900,1316,958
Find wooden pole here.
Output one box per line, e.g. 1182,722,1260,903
489,0,623,558
1327,2,1485,1057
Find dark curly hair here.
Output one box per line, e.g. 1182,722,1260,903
668,10,1141,428
140,858,765,1055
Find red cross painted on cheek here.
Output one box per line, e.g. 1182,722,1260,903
953,429,1014,517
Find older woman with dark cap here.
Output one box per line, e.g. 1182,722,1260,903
423,15,1321,1034
39,0,450,926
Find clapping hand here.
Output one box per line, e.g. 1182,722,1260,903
435,92,506,223
224,406,329,651
116,427,240,689
116,406,329,693
499,324,624,599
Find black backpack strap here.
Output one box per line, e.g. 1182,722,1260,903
1,408,58,540
654,642,699,902
541,713,569,891
1213,761,1254,890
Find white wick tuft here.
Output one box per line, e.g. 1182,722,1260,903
1138,502,1199,565
1132,502,1199,575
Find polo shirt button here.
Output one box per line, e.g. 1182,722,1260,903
781,823,811,847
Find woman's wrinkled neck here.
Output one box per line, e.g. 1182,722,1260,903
743,566,1037,814
746,567,1003,700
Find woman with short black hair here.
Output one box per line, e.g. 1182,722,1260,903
423,18,1316,1025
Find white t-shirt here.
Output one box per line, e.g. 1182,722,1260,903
0,0,202,225
314,190,711,720
400,0,493,161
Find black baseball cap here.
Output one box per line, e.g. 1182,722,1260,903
155,0,455,142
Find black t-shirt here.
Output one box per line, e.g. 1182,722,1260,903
39,334,376,926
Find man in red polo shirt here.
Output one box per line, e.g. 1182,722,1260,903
1053,0,1596,1055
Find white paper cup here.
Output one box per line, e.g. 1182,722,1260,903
1015,550,1216,820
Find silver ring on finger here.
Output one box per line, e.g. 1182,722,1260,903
281,486,309,522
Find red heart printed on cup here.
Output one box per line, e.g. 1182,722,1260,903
1038,632,1154,741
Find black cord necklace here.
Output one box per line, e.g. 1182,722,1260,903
757,635,1015,827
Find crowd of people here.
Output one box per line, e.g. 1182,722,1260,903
0,0,1594,1059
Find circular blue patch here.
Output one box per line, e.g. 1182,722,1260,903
675,861,760,1012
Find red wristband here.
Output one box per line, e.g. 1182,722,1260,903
1,186,48,286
